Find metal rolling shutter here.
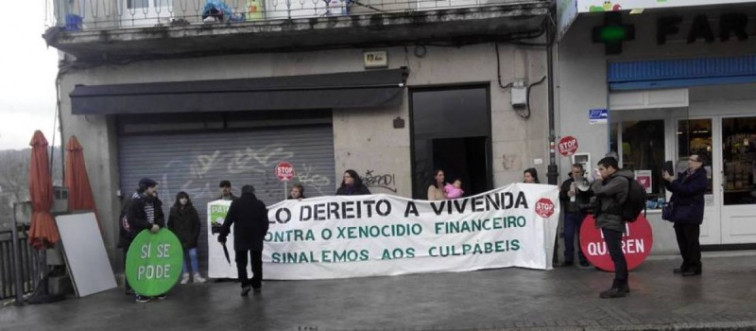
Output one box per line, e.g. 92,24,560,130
118,125,336,274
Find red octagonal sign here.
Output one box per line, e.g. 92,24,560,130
558,136,579,157
535,198,555,218
275,162,295,182
580,214,653,271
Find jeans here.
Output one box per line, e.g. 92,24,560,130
236,249,263,289
674,223,702,272
122,246,132,292
563,212,588,264
182,247,200,274
601,228,628,287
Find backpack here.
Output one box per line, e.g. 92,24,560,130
620,175,647,222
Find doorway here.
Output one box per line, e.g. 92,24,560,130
410,86,492,199
675,116,756,244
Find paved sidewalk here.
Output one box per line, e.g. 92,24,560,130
2,252,756,331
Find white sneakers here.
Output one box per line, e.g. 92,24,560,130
181,272,206,284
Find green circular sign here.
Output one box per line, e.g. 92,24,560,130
126,228,184,297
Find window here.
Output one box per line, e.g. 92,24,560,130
127,0,149,9
615,119,666,208
677,119,713,195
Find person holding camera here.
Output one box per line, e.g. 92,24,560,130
662,155,707,277
559,163,592,267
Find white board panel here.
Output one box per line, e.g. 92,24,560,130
55,213,117,297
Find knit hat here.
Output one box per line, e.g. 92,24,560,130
139,178,158,188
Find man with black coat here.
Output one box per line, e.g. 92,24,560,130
559,163,592,267
126,178,166,303
663,154,707,277
591,157,632,299
218,185,269,296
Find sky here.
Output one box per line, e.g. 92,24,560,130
0,1,59,150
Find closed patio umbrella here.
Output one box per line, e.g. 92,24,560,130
28,130,58,250
65,136,100,228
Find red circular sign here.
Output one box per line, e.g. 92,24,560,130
580,214,653,271
558,136,579,157
535,198,555,218
275,162,295,181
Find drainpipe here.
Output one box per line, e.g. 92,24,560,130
546,13,558,186
546,6,559,267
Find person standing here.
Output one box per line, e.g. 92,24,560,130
218,185,269,296
336,169,371,195
559,164,591,267
591,157,632,298
288,184,306,200
662,154,707,277
219,180,237,200
427,169,447,200
523,168,540,183
127,178,166,303
168,191,206,284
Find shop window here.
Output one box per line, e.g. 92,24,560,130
616,120,665,209
677,119,714,195
721,117,756,205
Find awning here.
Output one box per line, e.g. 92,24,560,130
70,68,408,115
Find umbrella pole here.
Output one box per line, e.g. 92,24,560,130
11,203,24,306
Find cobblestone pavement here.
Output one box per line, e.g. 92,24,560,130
2,252,756,331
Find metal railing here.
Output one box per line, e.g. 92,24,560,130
45,0,535,32
0,225,37,301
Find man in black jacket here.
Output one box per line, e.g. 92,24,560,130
663,154,707,277
126,178,166,303
591,157,632,299
559,163,592,267
218,185,269,296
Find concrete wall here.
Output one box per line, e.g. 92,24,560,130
59,42,549,268
556,5,756,254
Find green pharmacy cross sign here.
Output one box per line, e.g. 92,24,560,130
126,229,184,297
592,12,635,55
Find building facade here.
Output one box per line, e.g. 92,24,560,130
46,0,554,272
557,1,756,253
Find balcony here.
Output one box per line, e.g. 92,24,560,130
44,0,551,62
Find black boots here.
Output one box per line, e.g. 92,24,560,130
600,280,630,299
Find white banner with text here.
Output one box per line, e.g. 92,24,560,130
207,184,559,280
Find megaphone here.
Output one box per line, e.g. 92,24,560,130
576,176,591,192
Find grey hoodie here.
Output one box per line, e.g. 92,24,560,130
591,169,633,232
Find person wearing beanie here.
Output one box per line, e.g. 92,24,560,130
127,177,166,303
218,185,269,296
219,180,237,201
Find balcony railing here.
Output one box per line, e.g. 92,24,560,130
45,0,538,32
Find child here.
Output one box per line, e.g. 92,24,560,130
444,179,464,199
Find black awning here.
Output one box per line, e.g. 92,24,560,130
70,68,408,115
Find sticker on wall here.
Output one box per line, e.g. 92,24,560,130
558,136,579,157
635,170,653,194
589,109,608,125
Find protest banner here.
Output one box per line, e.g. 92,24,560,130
208,183,559,280
126,229,184,296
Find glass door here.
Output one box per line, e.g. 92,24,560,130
676,118,720,245
720,116,756,244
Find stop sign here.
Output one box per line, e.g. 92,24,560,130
580,214,653,271
535,198,555,218
558,136,579,157
275,162,295,182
